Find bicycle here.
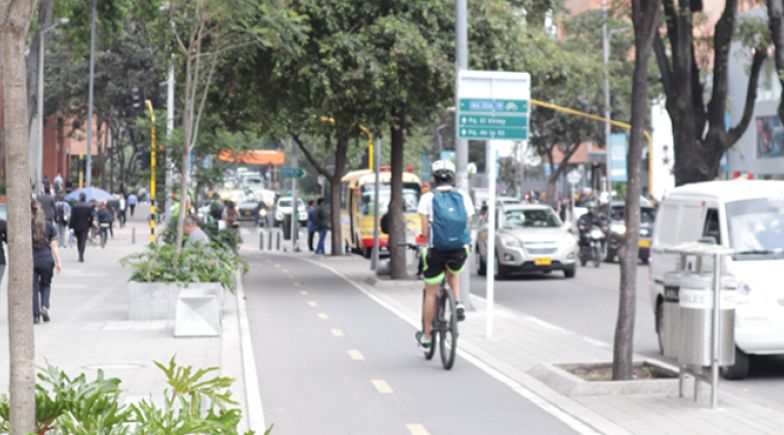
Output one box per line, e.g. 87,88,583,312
420,278,459,370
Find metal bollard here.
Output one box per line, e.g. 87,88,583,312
132,227,136,244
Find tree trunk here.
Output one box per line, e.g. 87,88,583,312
389,122,407,279
329,134,348,256
1,1,39,431
25,0,54,130
768,0,784,123
614,0,660,380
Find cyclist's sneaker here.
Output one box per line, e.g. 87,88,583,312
456,301,466,322
415,331,432,349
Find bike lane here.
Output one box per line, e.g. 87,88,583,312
243,252,580,435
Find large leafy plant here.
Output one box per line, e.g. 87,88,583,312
121,243,246,292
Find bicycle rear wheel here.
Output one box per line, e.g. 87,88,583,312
438,287,458,370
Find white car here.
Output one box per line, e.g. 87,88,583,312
274,197,307,227
475,204,578,279
650,180,784,379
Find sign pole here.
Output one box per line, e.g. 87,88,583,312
290,138,299,252
456,0,473,312
486,140,497,338
146,100,156,243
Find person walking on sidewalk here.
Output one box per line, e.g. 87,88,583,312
307,199,317,252
315,198,329,255
96,202,113,248
54,194,71,248
69,193,93,262
32,199,62,324
415,160,474,349
127,192,138,217
38,187,56,222
0,214,6,284
116,192,127,228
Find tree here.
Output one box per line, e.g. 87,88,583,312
766,0,784,124
613,0,661,380
1,2,39,433
654,0,766,185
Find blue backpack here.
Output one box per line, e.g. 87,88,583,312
432,190,470,251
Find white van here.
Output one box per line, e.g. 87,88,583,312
650,180,784,379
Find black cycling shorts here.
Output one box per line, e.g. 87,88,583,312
422,246,469,285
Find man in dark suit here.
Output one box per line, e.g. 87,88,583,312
69,193,93,262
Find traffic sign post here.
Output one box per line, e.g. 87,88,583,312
280,167,306,178
567,169,581,223
457,70,531,339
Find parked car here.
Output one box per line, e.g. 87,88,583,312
650,180,784,380
475,204,578,279
602,201,657,263
274,196,307,227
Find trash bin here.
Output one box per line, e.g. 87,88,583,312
282,214,292,240
661,272,683,359
678,273,736,367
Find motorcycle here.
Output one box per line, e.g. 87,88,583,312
579,224,606,268
257,208,268,227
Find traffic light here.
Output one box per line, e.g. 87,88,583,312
131,86,146,113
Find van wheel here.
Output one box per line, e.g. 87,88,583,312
720,347,751,380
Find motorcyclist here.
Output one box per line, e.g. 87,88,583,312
577,200,606,247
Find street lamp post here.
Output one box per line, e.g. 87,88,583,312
86,0,97,187
602,0,629,199
36,18,69,193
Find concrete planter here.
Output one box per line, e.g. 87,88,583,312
128,281,224,320
529,360,679,396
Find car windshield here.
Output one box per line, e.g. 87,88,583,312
503,208,561,228
361,184,420,216
278,199,304,209
609,206,656,223
727,198,784,258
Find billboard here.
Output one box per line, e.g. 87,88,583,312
756,115,784,159
610,133,628,182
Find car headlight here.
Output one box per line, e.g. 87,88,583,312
500,236,521,248
610,223,626,235
640,228,650,237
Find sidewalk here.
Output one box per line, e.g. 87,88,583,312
0,206,254,431
296,253,784,435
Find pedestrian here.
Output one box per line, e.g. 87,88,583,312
96,202,113,247
38,187,56,222
306,199,317,251
127,192,138,217
223,200,239,230
315,198,329,255
183,215,210,244
480,200,488,222
31,198,62,324
54,194,71,248
69,192,93,262
53,173,64,194
42,174,51,192
117,192,127,228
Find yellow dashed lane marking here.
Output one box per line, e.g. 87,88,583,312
347,350,365,360
331,329,344,337
406,424,430,435
274,263,280,268
299,290,309,296
281,268,289,273
317,313,329,320
307,301,318,307
371,379,394,394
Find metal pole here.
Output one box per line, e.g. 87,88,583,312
37,30,45,192
147,101,156,243
456,0,473,311
711,252,721,408
602,0,612,198
165,65,175,220
371,137,381,270
485,141,497,338
85,0,97,187
290,139,299,252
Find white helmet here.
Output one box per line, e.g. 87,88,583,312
432,160,456,184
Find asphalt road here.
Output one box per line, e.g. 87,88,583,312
242,252,579,435
468,259,784,408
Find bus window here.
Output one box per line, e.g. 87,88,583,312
360,184,420,216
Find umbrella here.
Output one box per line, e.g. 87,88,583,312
65,187,114,202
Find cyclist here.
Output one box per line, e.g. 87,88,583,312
415,160,474,349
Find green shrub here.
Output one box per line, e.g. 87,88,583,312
121,243,247,292
0,358,270,434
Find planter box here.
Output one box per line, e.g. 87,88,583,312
528,361,679,396
128,282,223,321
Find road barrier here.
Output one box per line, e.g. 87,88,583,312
260,228,283,252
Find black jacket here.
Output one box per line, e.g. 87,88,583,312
69,202,94,232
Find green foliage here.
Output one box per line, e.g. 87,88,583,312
121,242,245,292
0,359,261,434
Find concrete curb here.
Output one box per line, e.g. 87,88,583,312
528,361,679,397
235,269,266,432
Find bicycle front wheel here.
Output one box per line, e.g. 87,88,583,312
438,288,458,370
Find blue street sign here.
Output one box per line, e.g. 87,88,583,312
610,133,628,183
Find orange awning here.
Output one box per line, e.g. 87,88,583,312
217,149,285,165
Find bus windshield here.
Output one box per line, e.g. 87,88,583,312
361,184,420,216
